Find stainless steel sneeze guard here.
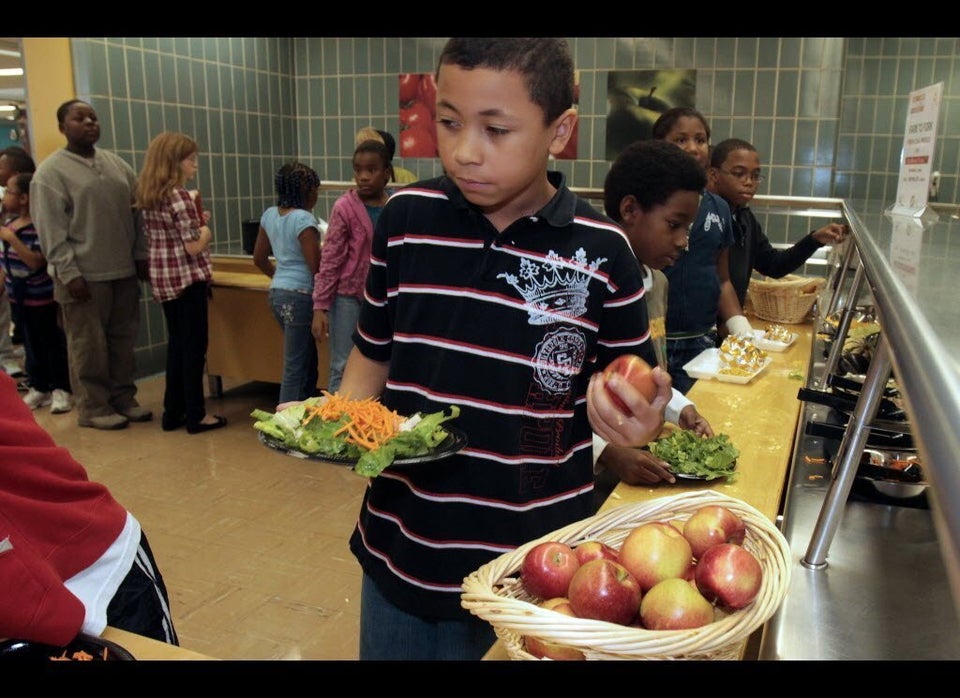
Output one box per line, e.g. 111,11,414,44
759,197,960,660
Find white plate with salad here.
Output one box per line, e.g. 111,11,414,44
251,395,465,477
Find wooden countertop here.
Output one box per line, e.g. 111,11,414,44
600,320,812,520
482,317,813,660
101,627,212,660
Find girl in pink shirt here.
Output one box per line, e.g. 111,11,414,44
311,140,392,393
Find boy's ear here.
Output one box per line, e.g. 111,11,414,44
619,195,641,224
706,166,721,189
547,107,578,157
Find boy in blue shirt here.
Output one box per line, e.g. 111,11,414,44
338,37,671,660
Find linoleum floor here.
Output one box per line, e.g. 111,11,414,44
31,375,368,660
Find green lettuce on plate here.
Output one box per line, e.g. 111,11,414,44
251,399,460,477
649,430,740,481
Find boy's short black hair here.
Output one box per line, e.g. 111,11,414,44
355,139,392,171
651,106,711,141
437,38,574,124
710,138,757,168
603,140,706,223
0,146,35,174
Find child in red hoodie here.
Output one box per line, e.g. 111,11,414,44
0,371,178,646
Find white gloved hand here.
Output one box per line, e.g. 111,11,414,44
725,314,754,337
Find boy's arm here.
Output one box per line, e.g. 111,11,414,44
751,215,840,279
337,346,389,399
716,246,752,335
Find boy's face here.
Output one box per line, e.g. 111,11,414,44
710,148,762,209
434,64,575,227
662,116,709,169
0,156,12,184
619,189,700,270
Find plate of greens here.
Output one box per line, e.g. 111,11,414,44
251,395,464,478
649,429,739,481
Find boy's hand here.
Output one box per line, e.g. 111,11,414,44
598,443,676,485
0,225,13,242
587,366,670,448
677,405,713,437
66,276,91,301
812,223,847,246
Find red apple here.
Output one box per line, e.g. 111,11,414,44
398,73,419,104
618,521,694,592
639,578,715,630
574,540,619,565
682,505,747,560
417,73,438,118
523,597,584,660
567,558,642,625
603,354,658,413
695,543,763,610
399,124,437,158
520,541,581,601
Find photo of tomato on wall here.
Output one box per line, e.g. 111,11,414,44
398,72,439,158
554,71,580,160
606,69,696,161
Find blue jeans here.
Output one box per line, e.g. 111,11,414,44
327,295,361,394
268,288,318,404
666,331,717,395
359,573,496,660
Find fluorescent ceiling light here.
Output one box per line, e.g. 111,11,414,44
0,105,15,112
0,68,23,76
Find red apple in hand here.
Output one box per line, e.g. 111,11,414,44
683,505,747,560
640,578,715,630
520,541,580,601
618,521,694,592
603,354,658,413
567,558,643,625
695,543,763,610
574,540,619,565
523,597,584,660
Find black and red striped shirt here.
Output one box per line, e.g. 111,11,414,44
349,172,655,619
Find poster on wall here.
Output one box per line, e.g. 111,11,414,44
399,72,439,158
398,71,580,160
605,69,696,161
889,81,943,218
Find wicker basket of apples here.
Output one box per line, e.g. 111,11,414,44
460,490,791,660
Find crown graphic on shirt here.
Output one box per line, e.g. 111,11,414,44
498,248,606,325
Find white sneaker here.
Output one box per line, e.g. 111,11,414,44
50,389,74,414
23,388,52,410
2,358,24,377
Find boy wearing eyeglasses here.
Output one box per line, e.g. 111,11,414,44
708,138,847,309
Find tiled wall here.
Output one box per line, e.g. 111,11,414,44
65,37,959,376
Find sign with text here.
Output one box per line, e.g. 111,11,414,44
888,214,924,296
890,82,943,217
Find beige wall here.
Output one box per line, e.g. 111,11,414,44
21,38,73,162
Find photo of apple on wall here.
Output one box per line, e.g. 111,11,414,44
606,69,696,161
398,72,439,158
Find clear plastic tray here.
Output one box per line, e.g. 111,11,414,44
751,328,798,352
682,348,771,384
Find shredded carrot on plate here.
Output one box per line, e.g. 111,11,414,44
302,391,403,451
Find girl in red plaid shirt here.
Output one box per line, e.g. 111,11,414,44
136,132,226,434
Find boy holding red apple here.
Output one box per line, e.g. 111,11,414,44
337,37,670,660
593,139,716,500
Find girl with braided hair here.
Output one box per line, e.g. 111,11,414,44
253,162,322,405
